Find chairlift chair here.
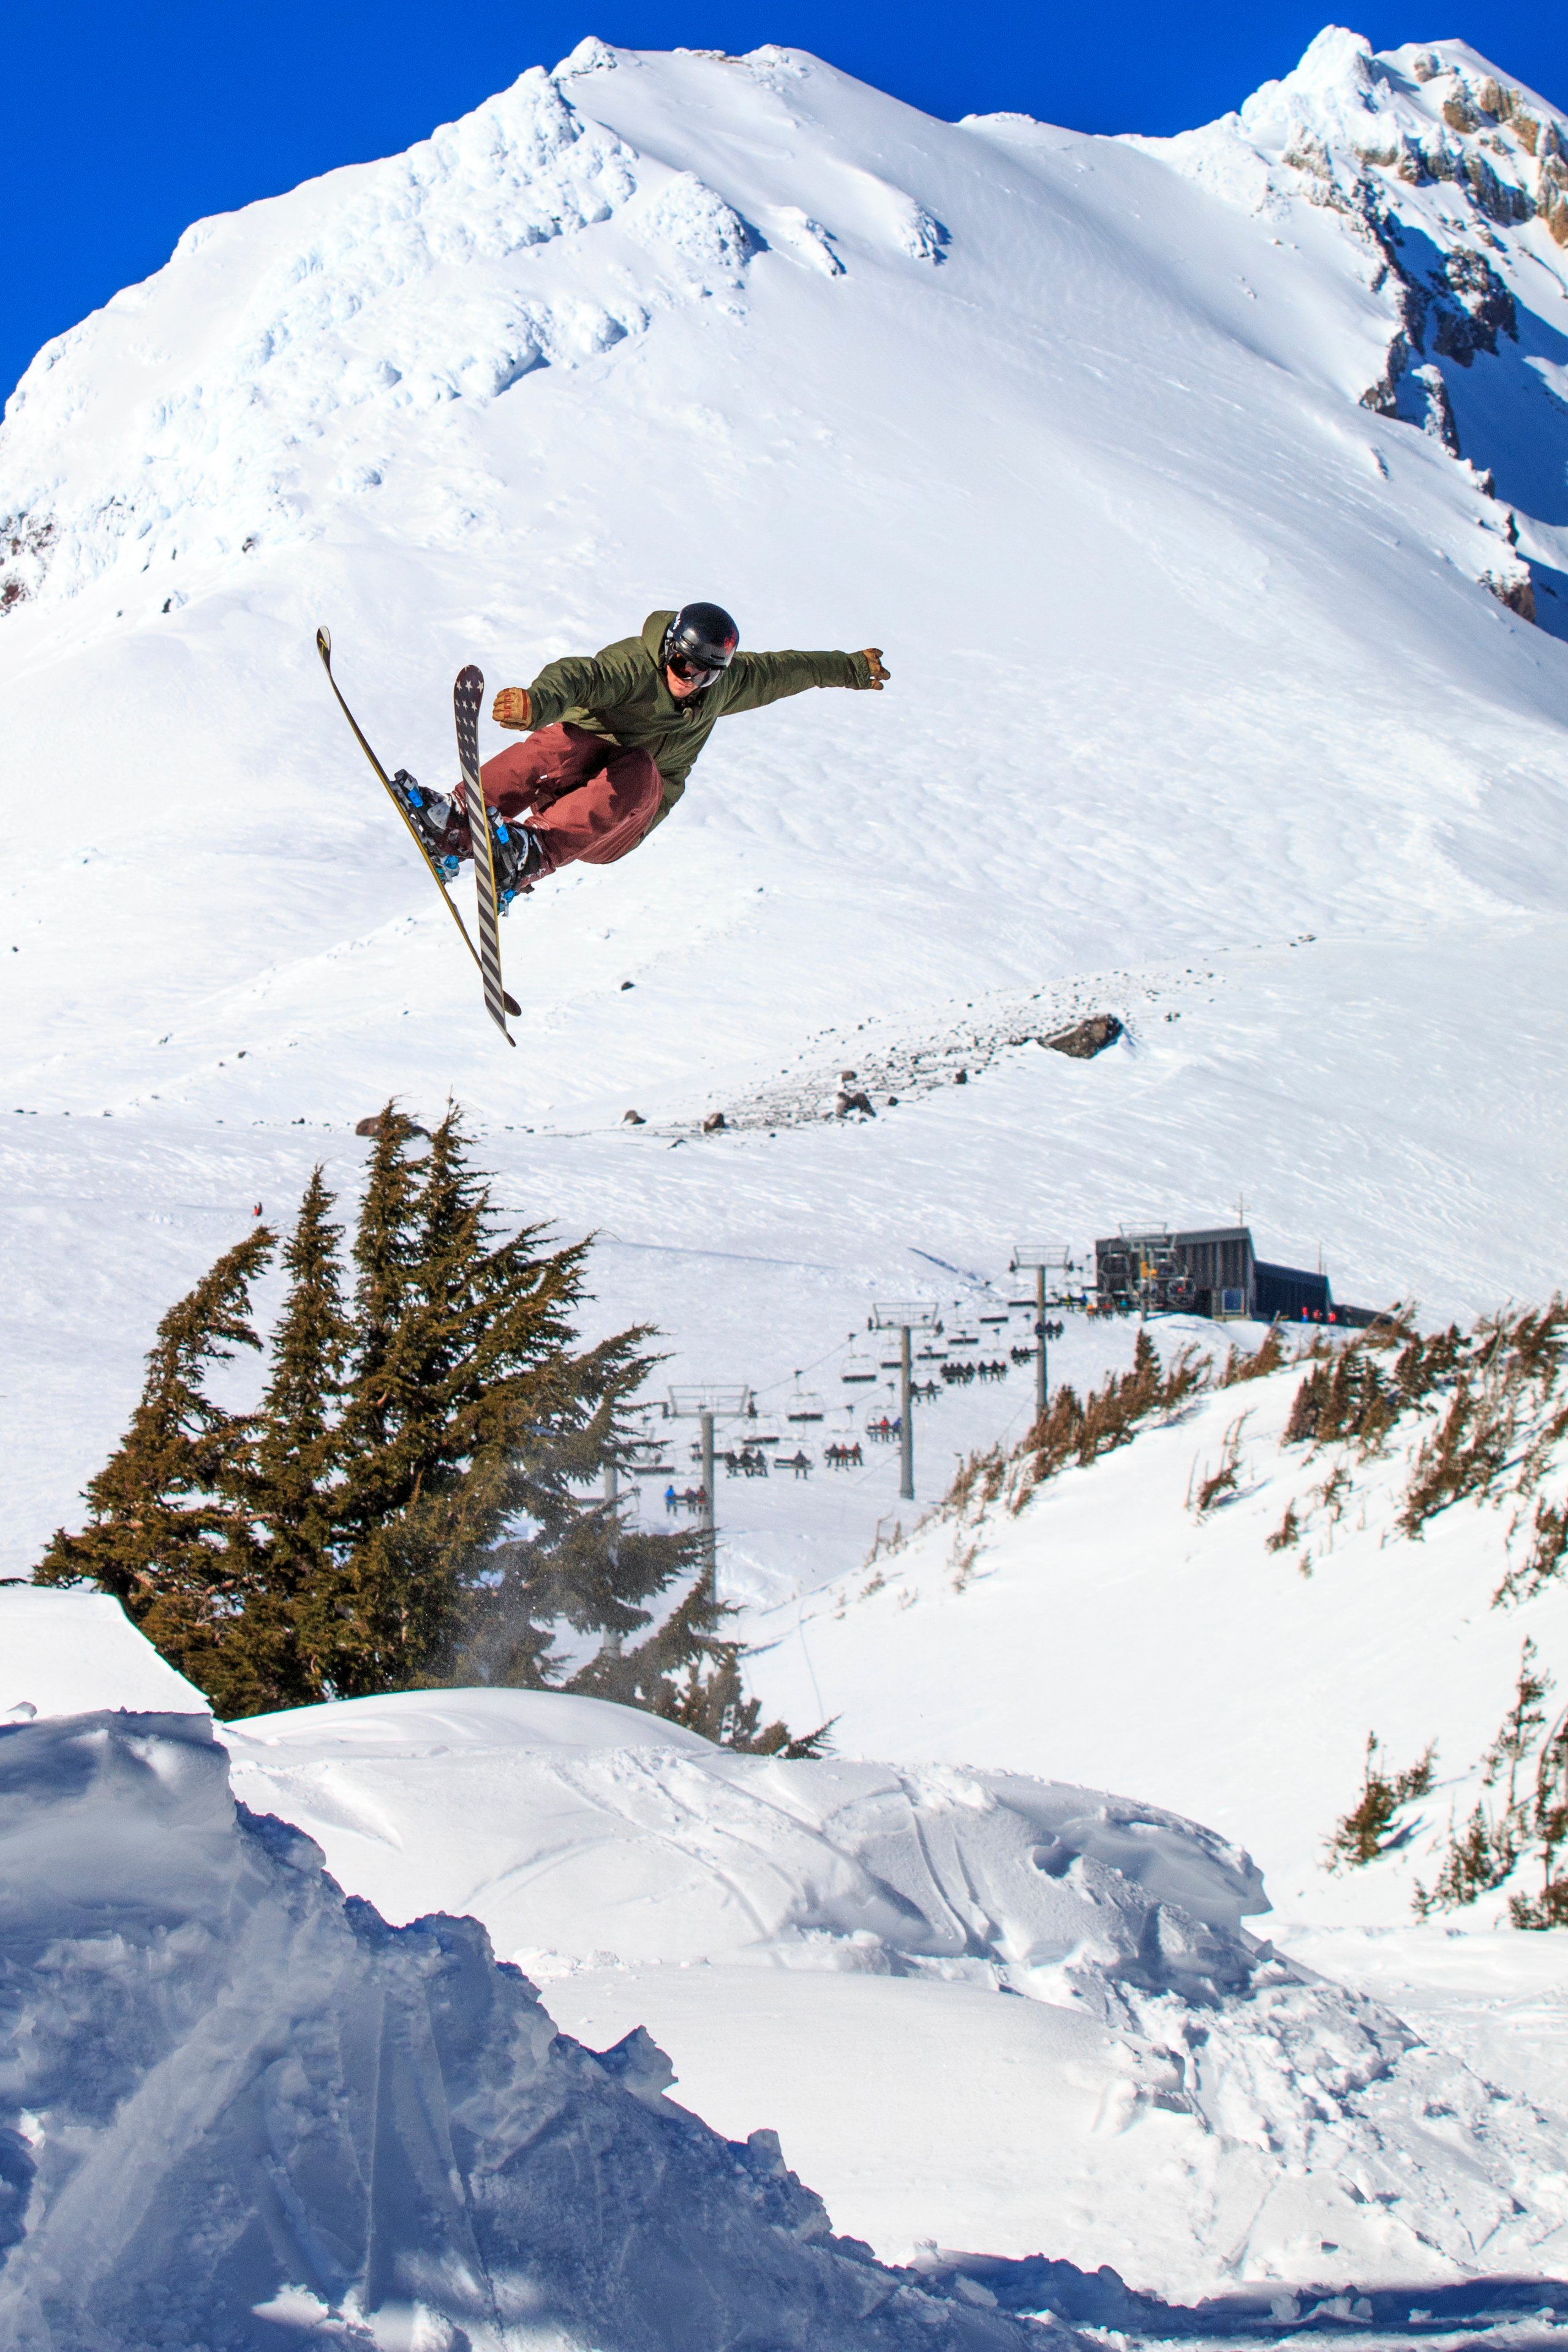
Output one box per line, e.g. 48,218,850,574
840,1342,878,1385
784,1373,826,1423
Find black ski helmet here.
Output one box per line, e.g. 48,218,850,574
662,601,739,679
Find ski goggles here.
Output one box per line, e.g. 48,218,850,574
666,650,726,687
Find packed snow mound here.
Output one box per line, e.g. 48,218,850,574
223,1685,1272,1986
224,1687,1568,2291
0,1708,1057,2351
233,1681,717,1757
0,1585,208,1718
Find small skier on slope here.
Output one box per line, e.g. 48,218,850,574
402,604,889,903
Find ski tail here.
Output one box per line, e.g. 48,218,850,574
453,665,513,1046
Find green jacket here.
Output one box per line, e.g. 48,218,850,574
527,610,876,827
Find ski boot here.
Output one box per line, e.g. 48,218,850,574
391,770,469,879
488,810,545,911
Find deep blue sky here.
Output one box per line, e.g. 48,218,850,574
4,2,1564,408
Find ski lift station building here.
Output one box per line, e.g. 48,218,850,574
1094,1224,1338,1322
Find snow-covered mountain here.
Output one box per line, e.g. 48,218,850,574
2,28,1566,1136
6,30,1568,2332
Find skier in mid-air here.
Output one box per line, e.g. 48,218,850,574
402,604,890,901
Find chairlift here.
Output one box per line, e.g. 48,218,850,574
785,1372,826,1423
948,1330,979,1348
979,1311,1009,1325
840,1341,878,1385
914,1343,948,1363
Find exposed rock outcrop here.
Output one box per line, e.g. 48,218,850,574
1043,1014,1124,1060
1482,566,1537,623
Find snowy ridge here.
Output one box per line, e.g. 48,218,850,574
0,53,757,606
1141,29,1567,236
2,31,1567,1157
220,1686,1276,1989
1136,27,1568,603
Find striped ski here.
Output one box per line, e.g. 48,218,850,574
453,664,513,1046
315,627,519,1022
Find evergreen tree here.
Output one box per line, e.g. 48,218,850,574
37,1102,807,1746
322,1105,673,1696
34,1227,274,1709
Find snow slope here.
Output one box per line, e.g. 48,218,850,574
0,32,1565,1140
745,1345,1567,1908
0,1583,208,1716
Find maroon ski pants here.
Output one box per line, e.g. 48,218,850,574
472,723,663,876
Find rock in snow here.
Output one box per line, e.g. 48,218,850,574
1041,1014,1122,1060
0,1708,1058,2351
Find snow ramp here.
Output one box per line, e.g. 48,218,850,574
0,1708,1062,2352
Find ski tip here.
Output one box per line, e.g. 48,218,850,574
504,990,521,1017
455,664,484,701
316,625,332,662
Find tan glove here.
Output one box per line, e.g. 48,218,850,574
492,686,533,730
860,648,889,689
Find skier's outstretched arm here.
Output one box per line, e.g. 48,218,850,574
492,640,647,733
721,646,889,714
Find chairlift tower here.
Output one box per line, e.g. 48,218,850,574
666,1383,753,1607
1117,1225,1180,1319
870,1302,939,1502
1009,1244,1075,1419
